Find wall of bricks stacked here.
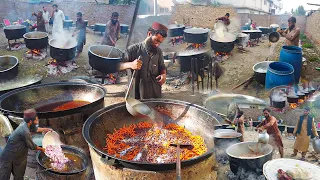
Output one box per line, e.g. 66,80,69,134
171,4,237,29
305,12,320,52
0,0,135,26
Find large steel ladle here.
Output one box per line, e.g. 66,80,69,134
125,56,152,118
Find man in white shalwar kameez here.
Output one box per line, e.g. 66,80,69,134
51,4,65,39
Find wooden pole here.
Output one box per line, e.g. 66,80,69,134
126,0,141,48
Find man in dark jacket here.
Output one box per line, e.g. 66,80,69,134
292,107,319,160
31,11,46,32
119,22,168,99
72,12,86,56
0,109,51,180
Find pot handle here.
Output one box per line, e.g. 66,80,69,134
100,155,121,166
59,49,63,56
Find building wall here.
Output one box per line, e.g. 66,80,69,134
0,0,135,26
238,13,306,31
305,12,320,52
218,0,269,14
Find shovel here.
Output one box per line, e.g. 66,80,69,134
170,143,194,180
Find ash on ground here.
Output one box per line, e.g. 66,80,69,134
6,43,25,51
216,154,229,165
226,167,266,180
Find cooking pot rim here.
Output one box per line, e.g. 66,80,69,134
49,39,77,49
4,25,26,30
82,99,222,166
212,131,242,138
23,31,49,39
89,45,123,60
0,55,19,73
226,141,273,159
0,82,106,115
210,33,236,43
252,61,274,73
168,24,185,29
184,28,209,34
36,145,89,175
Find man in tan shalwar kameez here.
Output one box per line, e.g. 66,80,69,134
292,107,319,160
278,16,300,46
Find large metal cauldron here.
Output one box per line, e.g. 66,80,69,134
36,145,89,179
88,45,122,74
213,131,242,149
242,30,262,40
210,32,236,53
183,28,209,44
168,24,185,37
226,141,273,174
176,49,210,72
49,39,77,62
0,82,106,154
4,25,26,40
83,99,222,172
24,32,48,50
0,56,19,81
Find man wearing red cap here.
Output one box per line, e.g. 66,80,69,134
119,22,168,99
0,109,52,180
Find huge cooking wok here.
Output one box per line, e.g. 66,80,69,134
0,82,106,119
83,99,222,171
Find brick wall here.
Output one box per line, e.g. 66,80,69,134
238,13,307,32
0,0,135,26
305,12,320,53
171,4,237,29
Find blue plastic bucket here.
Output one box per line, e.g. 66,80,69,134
265,62,295,89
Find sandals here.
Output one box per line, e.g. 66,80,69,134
301,157,306,161
291,153,297,157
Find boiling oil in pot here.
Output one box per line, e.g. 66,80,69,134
43,153,83,172
36,100,90,112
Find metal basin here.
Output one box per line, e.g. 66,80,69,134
168,24,185,37
183,28,209,44
253,61,274,85
0,56,19,81
226,141,273,174
36,145,89,175
83,99,222,171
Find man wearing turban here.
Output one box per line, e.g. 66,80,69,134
0,109,52,180
119,22,168,99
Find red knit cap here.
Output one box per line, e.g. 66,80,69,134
24,109,37,119
151,22,168,32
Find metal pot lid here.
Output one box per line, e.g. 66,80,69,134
263,158,320,180
0,113,13,137
242,30,262,33
184,27,209,34
176,48,209,57
227,102,239,122
168,24,185,29
204,93,267,118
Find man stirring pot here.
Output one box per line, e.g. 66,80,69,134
119,22,168,99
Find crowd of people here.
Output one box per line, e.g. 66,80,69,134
225,107,319,160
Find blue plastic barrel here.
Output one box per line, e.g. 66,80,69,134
265,62,295,89
279,46,302,83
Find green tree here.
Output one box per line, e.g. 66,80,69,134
294,5,306,15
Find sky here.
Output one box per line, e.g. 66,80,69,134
281,0,320,13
